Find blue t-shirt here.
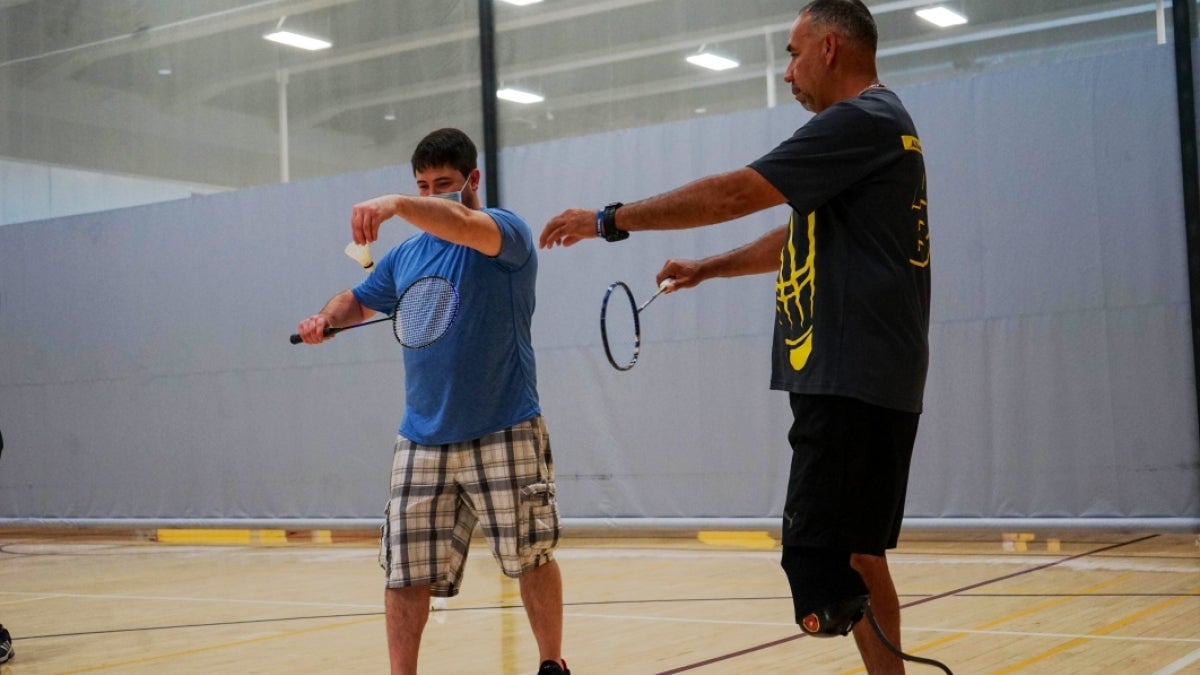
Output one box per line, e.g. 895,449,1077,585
352,207,541,444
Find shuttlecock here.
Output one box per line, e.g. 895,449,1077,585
344,241,374,269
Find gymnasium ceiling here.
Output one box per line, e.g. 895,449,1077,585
0,0,1174,188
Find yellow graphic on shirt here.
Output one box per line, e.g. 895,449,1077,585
777,211,817,371
904,135,931,268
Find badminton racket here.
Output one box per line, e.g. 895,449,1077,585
291,275,460,349
600,278,672,371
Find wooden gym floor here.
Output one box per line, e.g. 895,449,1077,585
0,527,1197,674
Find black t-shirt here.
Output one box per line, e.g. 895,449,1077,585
749,88,930,413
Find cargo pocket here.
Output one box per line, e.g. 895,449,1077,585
378,502,391,573
519,481,560,554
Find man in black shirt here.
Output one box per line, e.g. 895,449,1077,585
540,1,929,672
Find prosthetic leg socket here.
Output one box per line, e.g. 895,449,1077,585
781,545,869,637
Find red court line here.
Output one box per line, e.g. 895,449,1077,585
653,533,1160,674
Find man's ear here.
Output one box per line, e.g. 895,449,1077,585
823,32,838,64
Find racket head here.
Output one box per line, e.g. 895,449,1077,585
392,276,460,349
601,280,640,371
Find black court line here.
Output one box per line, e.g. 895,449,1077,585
14,612,383,641
17,585,1193,644
957,592,1200,598
652,533,1160,674
6,534,1175,647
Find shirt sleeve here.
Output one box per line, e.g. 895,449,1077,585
484,207,534,271
351,245,400,314
748,101,891,216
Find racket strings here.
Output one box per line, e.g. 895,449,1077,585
601,282,641,371
394,277,459,348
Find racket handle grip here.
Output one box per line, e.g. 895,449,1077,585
289,326,337,345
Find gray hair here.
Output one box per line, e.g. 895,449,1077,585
801,0,878,52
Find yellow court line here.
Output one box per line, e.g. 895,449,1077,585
154,529,296,545
156,528,253,545
834,574,1134,675
49,615,381,675
697,531,778,550
987,585,1200,675
913,573,1135,651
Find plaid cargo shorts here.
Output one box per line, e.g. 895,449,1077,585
378,415,561,596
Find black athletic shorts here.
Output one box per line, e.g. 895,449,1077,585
783,393,919,556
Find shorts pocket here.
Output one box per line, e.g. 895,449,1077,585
378,502,391,573
519,481,560,553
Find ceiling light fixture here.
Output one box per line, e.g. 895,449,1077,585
686,52,739,71
263,30,332,50
497,88,544,104
384,107,396,121
499,0,544,5
915,6,968,28
263,17,331,51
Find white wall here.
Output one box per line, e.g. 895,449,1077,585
0,158,225,226
0,44,1196,522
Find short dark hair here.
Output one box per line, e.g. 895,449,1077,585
411,128,477,177
801,0,878,52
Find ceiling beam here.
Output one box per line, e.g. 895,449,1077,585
186,0,671,106
302,0,1158,130
295,15,799,127
191,0,942,108
8,0,360,80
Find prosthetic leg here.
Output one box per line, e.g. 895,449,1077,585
780,545,869,637
781,545,954,673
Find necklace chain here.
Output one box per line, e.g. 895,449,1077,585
859,82,886,96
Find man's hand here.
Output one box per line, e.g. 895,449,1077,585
351,195,402,246
540,208,597,249
657,259,704,291
296,313,334,345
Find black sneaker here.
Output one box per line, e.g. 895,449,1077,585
0,623,13,664
537,659,569,674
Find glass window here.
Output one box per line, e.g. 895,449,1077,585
0,0,1181,223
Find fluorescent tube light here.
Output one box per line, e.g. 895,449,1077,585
686,52,739,71
263,30,332,51
497,88,544,104
916,7,968,28
499,0,543,5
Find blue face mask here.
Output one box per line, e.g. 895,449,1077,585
431,180,470,204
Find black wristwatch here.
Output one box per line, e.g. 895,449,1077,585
600,202,629,242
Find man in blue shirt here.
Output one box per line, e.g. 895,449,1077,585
297,128,569,675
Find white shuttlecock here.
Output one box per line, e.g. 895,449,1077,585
344,241,374,269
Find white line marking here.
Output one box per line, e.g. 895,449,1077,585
555,549,1200,573
1151,647,1200,674
547,611,1200,645
3,591,1197,647
0,590,379,611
